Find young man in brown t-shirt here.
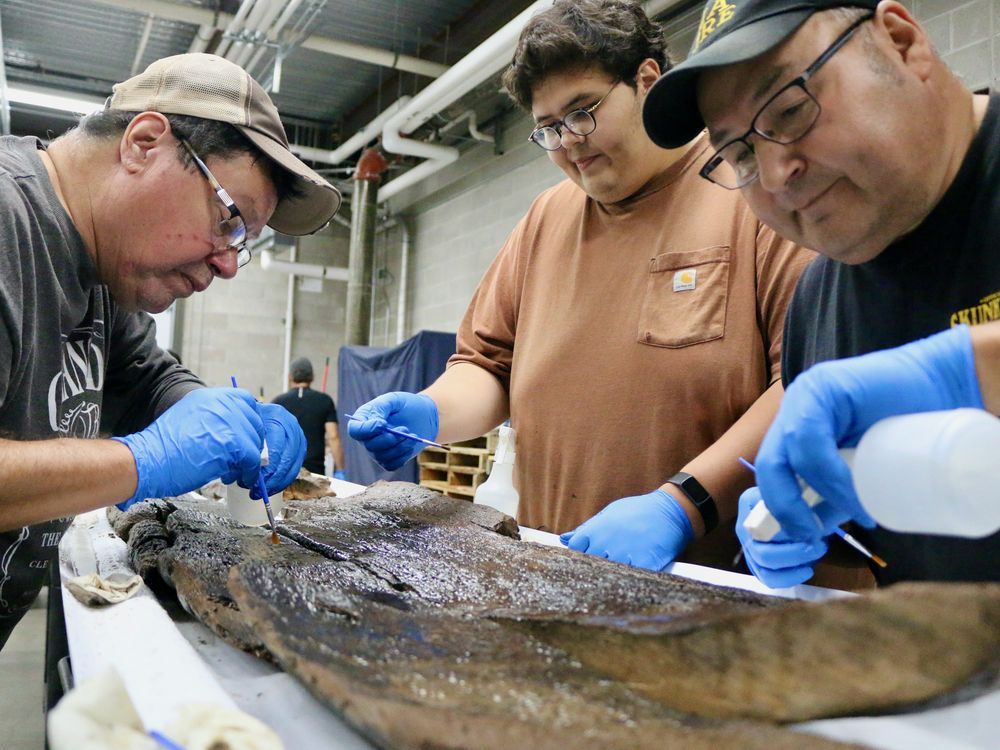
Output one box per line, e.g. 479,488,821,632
349,0,814,572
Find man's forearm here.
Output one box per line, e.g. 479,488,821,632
971,320,1000,414
663,381,784,537
422,362,509,444
0,438,138,531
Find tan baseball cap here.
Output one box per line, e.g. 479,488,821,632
108,53,341,236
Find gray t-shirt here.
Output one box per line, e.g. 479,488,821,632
0,136,202,648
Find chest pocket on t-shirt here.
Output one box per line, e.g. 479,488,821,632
637,245,730,348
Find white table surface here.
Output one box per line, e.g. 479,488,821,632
60,481,998,749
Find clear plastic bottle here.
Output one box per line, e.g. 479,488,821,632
850,408,1000,537
473,424,519,519
745,408,1000,540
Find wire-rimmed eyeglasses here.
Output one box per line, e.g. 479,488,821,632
700,13,875,190
179,138,251,267
528,82,619,151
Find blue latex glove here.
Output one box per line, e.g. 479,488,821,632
333,470,347,480
756,326,984,543
347,392,439,470
559,489,695,571
736,487,830,588
113,388,265,509
252,403,306,499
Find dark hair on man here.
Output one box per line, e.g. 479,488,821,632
502,0,670,110
76,109,303,202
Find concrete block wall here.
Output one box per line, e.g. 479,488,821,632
913,0,999,91
408,150,564,335
180,223,350,401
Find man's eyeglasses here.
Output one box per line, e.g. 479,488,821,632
179,138,251,267
528,82,619,151
700,13,875,190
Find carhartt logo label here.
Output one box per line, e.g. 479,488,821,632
673,268,697,292
695,0,737,50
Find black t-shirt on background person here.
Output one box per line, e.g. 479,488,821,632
273,386,338,474
781,93,1000,585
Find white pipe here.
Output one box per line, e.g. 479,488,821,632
394,0,552,138
260,248,350,281
644,0,688,19
130,15,156,76
232,0,280,67
282,243,296,388
89,0,447,77
299,37,447,78
378,151,456,202
376,0,674,202
188,24,216,54
215,0,256,59
290,95,411,165
246,0,303,74
226,0,269,64
395,220,410,344
375,0,553,202
439,109,494,143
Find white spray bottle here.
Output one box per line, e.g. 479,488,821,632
745,408,1000,541
474,423,519,519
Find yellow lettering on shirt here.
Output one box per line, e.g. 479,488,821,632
949,291,1000,328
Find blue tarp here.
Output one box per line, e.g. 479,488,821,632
337,330,456,485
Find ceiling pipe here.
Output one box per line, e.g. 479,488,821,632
392,0,550,139
130,14,156,76
260,247,350,281
188,24,216,53
230,0,278,67
245,0,304,75
290,95,411,166
215,0,256,60
299,37,447,78
438,109,494,143
374,0,685,203
90,0,448,78
376,0,550,202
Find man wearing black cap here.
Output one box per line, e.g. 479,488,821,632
642,0,1000,586
0,53,340,649
273,358,346,478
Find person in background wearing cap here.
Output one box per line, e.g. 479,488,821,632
273,357,346,479
0,53,341,650
350,0,815,575
643,0,1000,586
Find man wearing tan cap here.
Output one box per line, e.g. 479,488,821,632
0,53,340,650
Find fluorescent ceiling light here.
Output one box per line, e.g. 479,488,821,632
5,86,105,115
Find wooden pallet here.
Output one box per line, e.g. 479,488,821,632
417,428,499,500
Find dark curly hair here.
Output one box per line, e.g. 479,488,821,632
502,0,670,110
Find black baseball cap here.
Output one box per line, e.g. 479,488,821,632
643,0,878,149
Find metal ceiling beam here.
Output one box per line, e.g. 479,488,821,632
89,0,449,78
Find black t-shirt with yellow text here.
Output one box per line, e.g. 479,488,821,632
781,93,1000,585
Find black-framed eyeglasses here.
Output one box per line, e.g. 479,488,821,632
179,138,251,268
700,13,874,190
528,82,619,151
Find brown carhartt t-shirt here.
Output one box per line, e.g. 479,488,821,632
451,137,814,533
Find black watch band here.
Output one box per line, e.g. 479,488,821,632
668,472,719,533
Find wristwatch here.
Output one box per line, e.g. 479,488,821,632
668,472,719,533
